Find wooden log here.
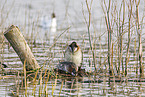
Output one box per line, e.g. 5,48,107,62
4,25,40,70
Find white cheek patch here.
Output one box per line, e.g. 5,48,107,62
74,47,78,52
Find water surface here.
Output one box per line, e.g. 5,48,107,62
0,0,145,96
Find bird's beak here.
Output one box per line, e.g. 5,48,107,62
72,47,78,54
72,47,74,54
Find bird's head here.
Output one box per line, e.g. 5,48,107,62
69,42,79,54
52,13,56,18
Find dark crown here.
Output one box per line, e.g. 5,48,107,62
69,42,78,47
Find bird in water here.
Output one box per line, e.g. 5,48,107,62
64,41,82,71
39,13,57,44
39,12,57,32
50,13,57,33
56,42,83,76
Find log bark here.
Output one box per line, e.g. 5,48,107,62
4,25,40,70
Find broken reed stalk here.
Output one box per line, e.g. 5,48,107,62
4,25,40,70
135,0,144,77
125,1,132,76
85,0,97,71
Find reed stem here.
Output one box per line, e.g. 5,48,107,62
121,0,125,75
105,0,113,75
125,0,132,76
85,0,97,71
135,0,144,78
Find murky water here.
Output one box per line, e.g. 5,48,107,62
0,0,145,96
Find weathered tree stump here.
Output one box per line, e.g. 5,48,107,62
4,25,40,70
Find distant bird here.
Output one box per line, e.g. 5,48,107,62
57,61,77,76
39,13,57,32
64,41,82,71
50,13,57,33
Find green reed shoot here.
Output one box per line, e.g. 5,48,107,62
23,60,27,96
59,80,64,97
52,74,58,96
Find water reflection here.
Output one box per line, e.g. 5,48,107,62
1,71,145,96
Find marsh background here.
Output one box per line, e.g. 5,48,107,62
0,0,145,96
